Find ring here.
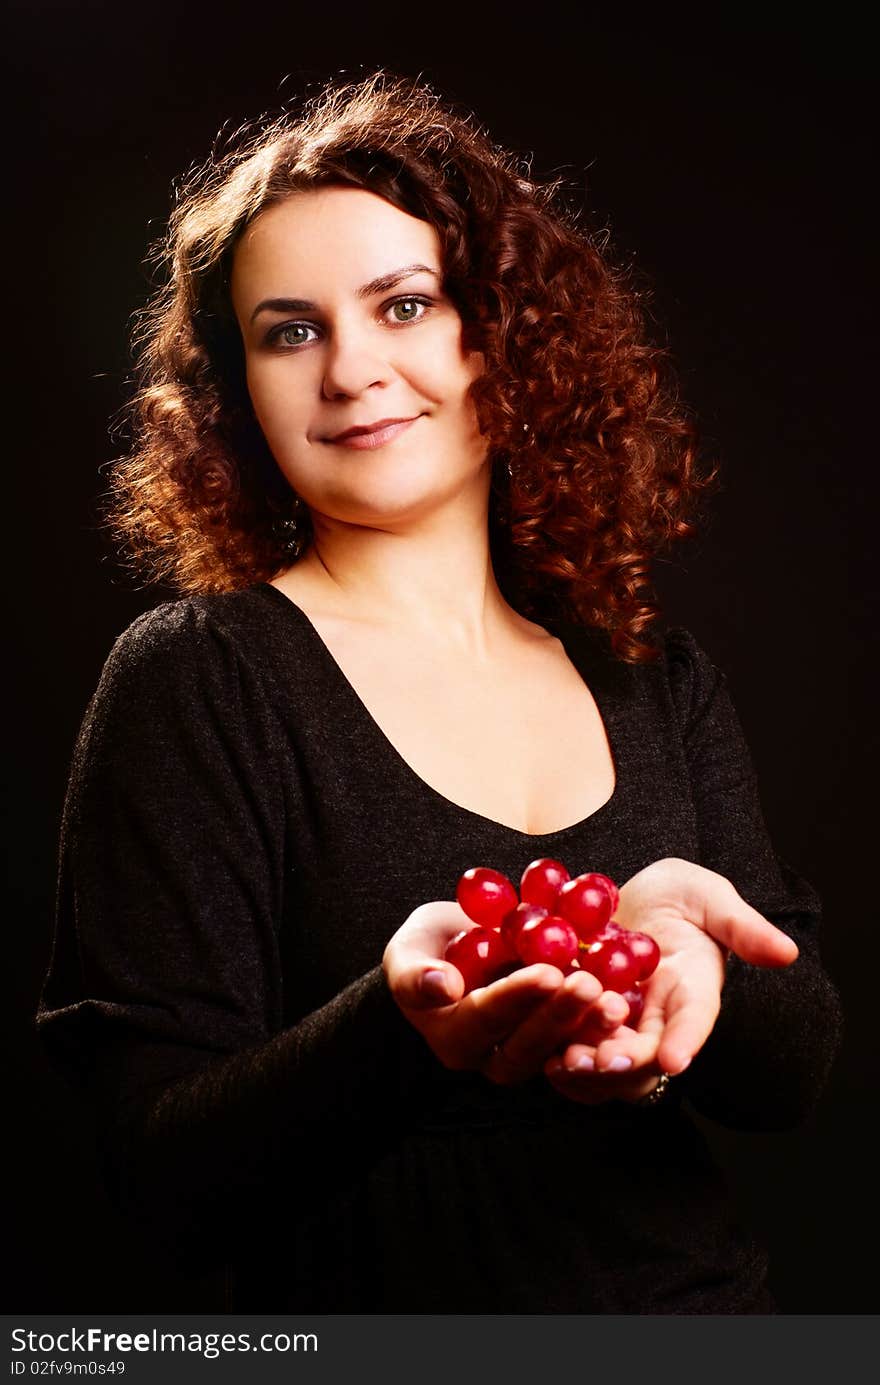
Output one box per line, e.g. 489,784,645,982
638,1072,672,1106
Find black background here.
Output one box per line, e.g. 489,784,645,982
7,2,876,1313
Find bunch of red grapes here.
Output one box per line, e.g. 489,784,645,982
444,858,660,1029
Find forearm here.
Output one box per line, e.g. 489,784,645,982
94,966,438,1264
679,945,843,1130
662,628,843,1130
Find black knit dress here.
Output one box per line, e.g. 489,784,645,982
36,584,842,1312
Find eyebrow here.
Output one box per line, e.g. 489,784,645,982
249,263,441,323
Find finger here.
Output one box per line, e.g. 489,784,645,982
565,987,631,1046
592,1021,664,1072
550,1022,650,1077
465,963,567,1041
568,997,665,1069
390,908,534,1009
544,1054,665,1105
384,906,475,1009
485,970,603,1080
686,868,799,968
654,978,722,1075
594,987,631,1029
392,960,466,1011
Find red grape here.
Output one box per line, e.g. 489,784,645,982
500,901,548,954
620,987,645,1029
456,867,519,929
594,920,626,940
579,937,642,991
445,926,517,991
449,861,633,994
515,914,579,970
520,857,571,910
588,873,620,913
625,931,661,981
556,873,614,941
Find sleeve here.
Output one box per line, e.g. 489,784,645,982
35,600,437,1268
664,627,843,1131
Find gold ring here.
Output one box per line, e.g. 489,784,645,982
639,1072,672,1106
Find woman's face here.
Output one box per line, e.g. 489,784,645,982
230,185,488,529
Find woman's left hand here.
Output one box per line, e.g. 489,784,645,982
544,857,798,1104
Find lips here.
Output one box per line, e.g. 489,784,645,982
327,416,421,449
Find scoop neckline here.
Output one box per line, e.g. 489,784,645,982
252,580,624,843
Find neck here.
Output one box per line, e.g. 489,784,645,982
288,498,519,661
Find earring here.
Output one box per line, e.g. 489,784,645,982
273,495,308,559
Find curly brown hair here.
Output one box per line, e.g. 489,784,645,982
104,69,717,662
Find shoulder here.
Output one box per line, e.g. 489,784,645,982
89,589,287,734
92,582,328,725
99,595,228,696
75,590,290,775
106,595,211,664
556,617,725,736
662,625,724,693
102,587,277,681
659,626,728,741
555,616,721,685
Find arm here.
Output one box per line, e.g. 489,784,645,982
543,631,842,1118
36,601,435,1266
665,627,843,1130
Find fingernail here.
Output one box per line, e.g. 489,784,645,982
570,973,598,998
606,1055,633,1072
421,969,450,1002
575,1054,595,1071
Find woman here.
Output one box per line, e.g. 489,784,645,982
36,70,842,1313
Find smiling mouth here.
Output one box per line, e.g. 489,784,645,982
326,417,422,450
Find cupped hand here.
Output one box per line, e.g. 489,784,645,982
543,857,799,1104
613,857,798,969
382,901,630,1085
544,913,725,1103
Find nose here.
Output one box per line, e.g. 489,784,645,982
320,324,392,400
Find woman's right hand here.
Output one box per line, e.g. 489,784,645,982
382,901,629,1085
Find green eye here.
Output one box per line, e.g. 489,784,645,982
268,296,431,351
389,298,425,323
279,323,316,346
